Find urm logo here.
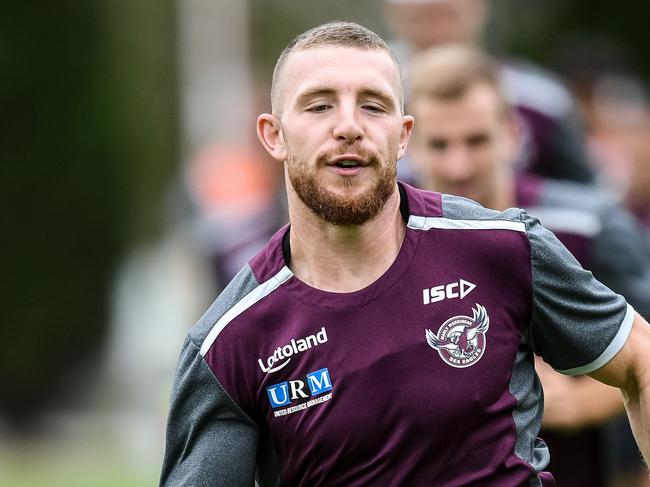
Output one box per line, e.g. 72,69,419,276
422,279,476,305
267,368,333,409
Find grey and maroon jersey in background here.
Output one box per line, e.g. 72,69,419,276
160,182,634,486
516,174,650,487
499,59,595,183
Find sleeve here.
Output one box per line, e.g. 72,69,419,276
524,212,635,375
591,204,650,321
160,336,258,487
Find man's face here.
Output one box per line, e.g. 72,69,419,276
409,83,516,207
272,46,413,225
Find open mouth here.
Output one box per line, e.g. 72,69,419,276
334,159,361,168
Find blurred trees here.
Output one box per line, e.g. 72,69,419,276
0,0,177,426
488,0,650,81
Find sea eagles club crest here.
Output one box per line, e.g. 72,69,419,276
426,304,490,368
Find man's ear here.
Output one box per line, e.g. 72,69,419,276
396,115,415,161
257,113,288,162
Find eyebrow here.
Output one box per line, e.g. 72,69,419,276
295,86,397,109
361,88,396,109
295,87,336,106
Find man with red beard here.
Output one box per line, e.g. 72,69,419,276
160,22,650,486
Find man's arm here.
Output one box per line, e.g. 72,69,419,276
535,357,624,431
160,336,258,486
589,312,650,465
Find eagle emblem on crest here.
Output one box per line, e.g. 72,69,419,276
426,304,490,368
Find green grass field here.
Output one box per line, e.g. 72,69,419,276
0,413,162,487
0,441,159,487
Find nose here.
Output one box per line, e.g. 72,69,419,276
332,105,363,144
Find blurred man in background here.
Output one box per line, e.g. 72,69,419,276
407,44,650,486
591,81,650,237
383,0,596,183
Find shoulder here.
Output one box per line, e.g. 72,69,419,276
188,263,261,348
401,181,527,230
188,224,290,350
441,193,525,226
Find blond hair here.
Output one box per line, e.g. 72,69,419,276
408,45,508,115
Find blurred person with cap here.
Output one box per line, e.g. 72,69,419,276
383,0,596,184
160,21,650,486
407,43,650,486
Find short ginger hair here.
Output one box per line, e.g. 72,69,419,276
271,21,404,114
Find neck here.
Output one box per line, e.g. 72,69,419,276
287,184,406,293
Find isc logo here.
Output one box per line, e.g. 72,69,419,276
423,279,476,305
267,368,333,409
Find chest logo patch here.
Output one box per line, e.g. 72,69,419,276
267,367,333,418
425,304,490,368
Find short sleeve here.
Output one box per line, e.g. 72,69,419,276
160,336,259,486
524,211,635,375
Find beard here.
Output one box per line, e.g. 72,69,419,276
287,149,397,226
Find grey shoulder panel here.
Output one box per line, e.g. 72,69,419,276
531,179,650,318
441,193,524,223
160,336,259,486
189,263,259,344
524,211,630,373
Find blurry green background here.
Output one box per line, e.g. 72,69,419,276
1,0,648,485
